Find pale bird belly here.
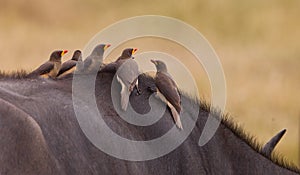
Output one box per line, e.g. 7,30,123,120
49,63,61,78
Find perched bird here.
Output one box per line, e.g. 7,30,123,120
100,48,138,73
116,48,138,61
151,59,183,129
28,50,68,78
56,50,82,77
114,48,140,111
83,44,111,73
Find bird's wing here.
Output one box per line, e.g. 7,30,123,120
100,62,118,73
167,102,183,129
31,61,54,76
57,60,77,76
155,72,181,113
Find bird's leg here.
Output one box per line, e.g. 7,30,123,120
129,79,137,92
135,78,141,95
135,85,141,95
130,78,141,95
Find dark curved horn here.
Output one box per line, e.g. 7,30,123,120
262,129,286,158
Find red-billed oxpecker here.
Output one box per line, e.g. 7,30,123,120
29,50,68,78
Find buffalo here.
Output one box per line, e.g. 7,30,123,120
0,70,299,175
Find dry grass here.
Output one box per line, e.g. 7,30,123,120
0,0,299,165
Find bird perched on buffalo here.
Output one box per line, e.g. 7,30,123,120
116,48,138,61
151,59,183,129
56,50,82,77
100,48,137,73
113,48,140,111
28,50,68,78
83,44,111,73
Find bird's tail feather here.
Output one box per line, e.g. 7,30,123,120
117,75,130,111
26,71,38,78
120,89,129,111
168,102,183,130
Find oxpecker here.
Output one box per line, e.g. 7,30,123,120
57,50,82,77
151,59,183,129
28,50,68,78
83,44,111,73
115,48,140,111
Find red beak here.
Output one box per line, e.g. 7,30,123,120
132,48,138,55
61,50,68,56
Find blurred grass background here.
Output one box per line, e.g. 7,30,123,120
0,0,299,166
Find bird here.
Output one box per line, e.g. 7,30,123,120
83,44,111,73
28,50,68,78
113,48,140,111
151,59,183,129
99,48,138,73
56,50,82,77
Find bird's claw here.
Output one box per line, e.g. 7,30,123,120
136,88,142,96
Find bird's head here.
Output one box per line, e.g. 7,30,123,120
91,44,111,56
120,48,138,59
151,59,168,72
50,50,68,61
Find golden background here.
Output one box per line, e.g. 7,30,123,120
0,0,299,166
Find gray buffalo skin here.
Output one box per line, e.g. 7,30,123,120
0,72,298,175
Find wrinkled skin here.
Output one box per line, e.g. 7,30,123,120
0,72,298,175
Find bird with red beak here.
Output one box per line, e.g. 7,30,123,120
28,50,68,78
83,44,111,73
114,48,140,111
57,50,82,77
